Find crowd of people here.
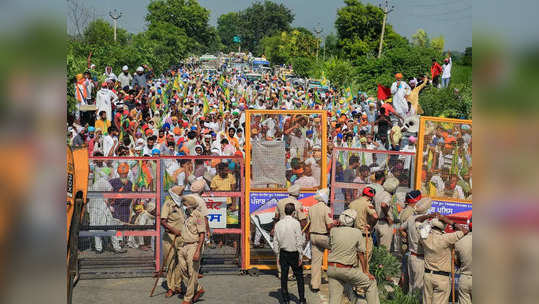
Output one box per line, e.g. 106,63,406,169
70,52,471,304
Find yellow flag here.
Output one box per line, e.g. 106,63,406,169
203,96,209,115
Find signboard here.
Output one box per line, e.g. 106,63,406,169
205,197,227,229
233,35,241,43
249,192,317,216
428,200,472,218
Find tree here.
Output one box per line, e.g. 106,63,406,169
236,1,294,55
261,29,319,65
291,57,314,78
430,36,445,52
335,0,406,58
67,0,95,38
324,33,340,58
217,12,241,51
145,0,216,54
412,29,429,48
84,19,129,46
463,47,472,66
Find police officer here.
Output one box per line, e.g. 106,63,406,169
308,188,336,292
421,216,469,304
398,189,423,291
348,186,378,264
455,218,472,304
273,185,307,278
327,209,380,304
178,195,207,304
160,185,185,298
398,197,432,295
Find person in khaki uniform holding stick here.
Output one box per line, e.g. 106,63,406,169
421,215,469,304
455,218,472,304
348,186,378,264
327,208,380,304
160,186,185,298
272,185,307,278
178,195,206,304
308,188,337,292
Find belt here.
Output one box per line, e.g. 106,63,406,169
328,262,353,269
183,241,197,245
410,251,424,258
310,232,329,236
424,268,451,277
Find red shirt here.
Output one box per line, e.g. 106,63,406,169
431,62,442,79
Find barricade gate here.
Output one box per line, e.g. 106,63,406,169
77,155,245,279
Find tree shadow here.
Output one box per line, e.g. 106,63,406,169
269,290,299,304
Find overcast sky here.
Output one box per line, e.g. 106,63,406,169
68,0,472,51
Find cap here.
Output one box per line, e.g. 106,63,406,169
414,197,432,215
169,185,185,196
122,65,128,71
362,186,376,198
136,66,144,72
182,194,199,208
405,190,422,204
430,218,446,230
190,178,207,193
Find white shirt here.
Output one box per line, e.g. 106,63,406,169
118,72,133,88
390,81,411,117
294,176,318,188
103,135,116,156
442,57,452,79
273,215,304,254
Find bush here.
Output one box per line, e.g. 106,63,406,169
291,56,314,78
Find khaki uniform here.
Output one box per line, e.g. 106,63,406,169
400,215,425,295
455,233,472,304
348,196,377,263
327,227,380,304
275,196,306,276
308,201,333,290
421,229,464,304
178,209,206,303
399,206,416,253
372,189,394,251
160,198,185,291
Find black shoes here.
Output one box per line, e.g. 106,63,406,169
298,299,307,304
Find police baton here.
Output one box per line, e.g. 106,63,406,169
451,247,456,303
150,234,178,297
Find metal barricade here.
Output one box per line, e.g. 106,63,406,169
159,155,246,272
330,147,416,217
79,156,161,279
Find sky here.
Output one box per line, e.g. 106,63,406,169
68,0,472,51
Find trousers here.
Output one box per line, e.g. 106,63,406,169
327,266,380,304
178,243,203,302
407,254,425,295
458,274,472,304
423,272,451,304
163,234,182,291
374,222,392,251
310,234,329,289
279,249,305,301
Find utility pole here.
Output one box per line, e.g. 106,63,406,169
109,9,122,42
377,0,394,58
313,23,323,61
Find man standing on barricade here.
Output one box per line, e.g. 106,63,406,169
273,185,307,279
398,195,432,296
160,185,185,298
421,215,469,304
327,209,380,304
348,186,378,264
178,195,206,304
308,188,336,293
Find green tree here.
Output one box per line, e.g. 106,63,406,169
430,36,445,52
324,33,340,58
411,29,429,48
145,0,216,54
463,46,472,66
217,12,241,51
261,29,319,65
84,19,129,46
290,57,314,78
335,0,406,58
236,1,294,55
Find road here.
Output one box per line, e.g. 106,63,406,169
73,271,337,304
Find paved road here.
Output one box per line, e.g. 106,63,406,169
73,272,331,304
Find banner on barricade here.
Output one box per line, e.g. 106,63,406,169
428,200,472,218
205,197,228,229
